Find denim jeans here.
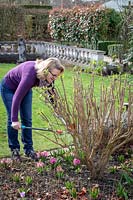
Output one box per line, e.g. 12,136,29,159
1,79,33,153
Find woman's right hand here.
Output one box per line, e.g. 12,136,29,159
11,122,21,130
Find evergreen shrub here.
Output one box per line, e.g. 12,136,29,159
98,41,118,54
108,44,123,58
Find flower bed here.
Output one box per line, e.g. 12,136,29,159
0,146,132,200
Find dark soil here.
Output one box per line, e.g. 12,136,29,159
0,147,132,200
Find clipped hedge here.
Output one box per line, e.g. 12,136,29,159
97,41,119,54
0,4,51,41
22,4,52,9
0,5,25,41
108,44,123,58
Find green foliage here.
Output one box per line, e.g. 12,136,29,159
70,188,77,199
118,155,125,163
104,9,122,40
65,181,75,190
97,41,118,54
56,171,64,179
116,182,128,200
0,5,25,40
121,172,133,186
65,181,77,198
109,166,118,174
124,26,133,63
22,4,52,9
30,14,49,39
64,154,74,165
12,173,21,183
88,185,100,199
0,4,50,41
25,176,33,186
108,44,124,58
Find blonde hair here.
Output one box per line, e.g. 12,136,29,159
35,57,65,80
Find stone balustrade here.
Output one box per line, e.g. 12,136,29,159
0,41,105,65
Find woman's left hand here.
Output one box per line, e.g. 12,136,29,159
11,121,21,130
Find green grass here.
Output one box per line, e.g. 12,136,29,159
0,63,132,157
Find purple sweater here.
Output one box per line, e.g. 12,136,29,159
4,61,40,122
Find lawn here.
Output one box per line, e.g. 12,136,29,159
0,63,132,157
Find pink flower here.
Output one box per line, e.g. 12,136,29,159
36,152,41,158
0,158,6,164
0,158,12,164
56,165,64,172
36,161,44,168
50,157,57,164
5,158,12,164
40,151,49,157
73,158,80,166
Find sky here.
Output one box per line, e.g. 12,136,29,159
103,0,132,11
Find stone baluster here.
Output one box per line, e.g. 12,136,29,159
37,43,41,54
46,43,49,55
31,43,35,54
72,48,75,61
64,46,68,59
55,45,58,58
50,44,54,56
66,47,70,60
4,44,8,53
86,51,90,63
40,43,44,55
58,46,61,58
52,44,56,57
43,42,48,57
61,46,65,59
80,50,84,63
49,44,52,56
65,47,69,60
69,48,73,61
55,45,59,57
78,50,82,63
11,44,15,53
58,46,62,59
47,44,51,56
45,43,48,56
73,48,78,62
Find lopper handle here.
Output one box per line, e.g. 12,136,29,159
21,125,26,129
21,125,63,134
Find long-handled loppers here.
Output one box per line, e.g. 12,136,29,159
21,125,63,134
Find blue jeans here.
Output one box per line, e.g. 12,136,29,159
1,79,33,153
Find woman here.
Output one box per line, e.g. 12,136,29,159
1,57,65,160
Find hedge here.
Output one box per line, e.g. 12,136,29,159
108,44,123,58
97,41,119,54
